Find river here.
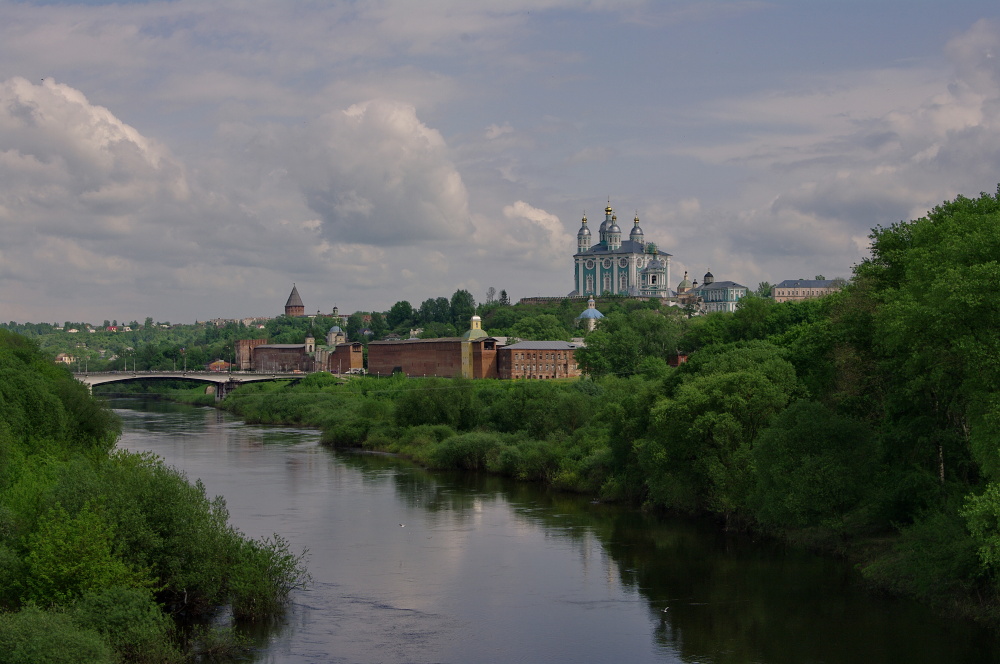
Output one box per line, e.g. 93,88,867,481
114,398,1000,663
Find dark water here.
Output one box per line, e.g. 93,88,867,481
114,399,1000,663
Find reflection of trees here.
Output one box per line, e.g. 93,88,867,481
594,514,993,664
336,449,996,664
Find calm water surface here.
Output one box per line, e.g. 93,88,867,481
114,399,1000,663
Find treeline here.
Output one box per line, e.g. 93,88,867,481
219,188,1000,624
0,330,307,663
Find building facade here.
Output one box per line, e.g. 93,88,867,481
496,341,581,380
314,342,364,373
252,342,313,372
367,336,499,379
772,279,844,303
236,338,269,371
686,270,749,313
572,205,672,298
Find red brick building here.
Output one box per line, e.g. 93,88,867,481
367,337,499,378
316,342,364,373
252,343,313,372
497,341,581,380
236,338,269,371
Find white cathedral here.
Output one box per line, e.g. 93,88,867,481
570,204,671,298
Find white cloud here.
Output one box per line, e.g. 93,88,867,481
291,99,473,247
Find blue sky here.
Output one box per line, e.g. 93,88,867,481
2,0,999,322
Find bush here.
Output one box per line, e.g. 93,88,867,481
430,432,502,470
228,535,308,622
70,586,182,663
0,605,114,664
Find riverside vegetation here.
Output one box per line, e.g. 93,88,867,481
0,331,308,663
218,188,1000,626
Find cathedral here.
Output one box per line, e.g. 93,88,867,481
571,204,671,298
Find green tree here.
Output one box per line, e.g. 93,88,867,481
345,313,364,342
509,314,569,341
386,301,415,330
450,289,476,329
370,312,388,340
23,502,149,604
750,400,876,532
643,342,803,516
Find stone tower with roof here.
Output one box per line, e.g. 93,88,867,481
284,284,305,317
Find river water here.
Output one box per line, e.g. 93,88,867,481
114,398,1000,663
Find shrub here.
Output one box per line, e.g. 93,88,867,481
0,604,114,664
70,586,182,664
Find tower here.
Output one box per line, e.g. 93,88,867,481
284,284,304,317
577,214,592,253
629,213,644,246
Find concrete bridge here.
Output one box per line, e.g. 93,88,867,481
73,371,307,401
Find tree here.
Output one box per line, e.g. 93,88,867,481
386,301,415,329
643,342,804,515
345,313,364,341
450,289,476,329
498,290,510,306
750,400,876,531
509,314,569,341
369,313,388,340
419,297,452,324
485,286,496,304
754,281,772,297
851,187,1000,486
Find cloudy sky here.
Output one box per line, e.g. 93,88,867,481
2,0,999,323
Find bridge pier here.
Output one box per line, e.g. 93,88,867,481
215,379,243,402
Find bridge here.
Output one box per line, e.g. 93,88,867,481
73,371,308,401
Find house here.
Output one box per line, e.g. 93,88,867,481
772,279,844,303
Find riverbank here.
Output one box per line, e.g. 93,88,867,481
0,332,308,663
198,370,1000,631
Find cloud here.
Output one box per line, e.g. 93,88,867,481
465,201,574,267
290,99,473,246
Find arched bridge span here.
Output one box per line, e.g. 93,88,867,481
73,371,306,401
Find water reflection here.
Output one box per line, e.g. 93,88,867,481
114,399,1000,664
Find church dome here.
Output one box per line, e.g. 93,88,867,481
462,314,488,340
608,214,621,234
577,296,605,320
703,269,715,285
328,325,343,334
677,271,692,291
577,215,591,237
629,214,644,241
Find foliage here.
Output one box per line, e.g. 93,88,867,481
0,330,308,661
23,502,149,605
70,587,182,664
0,605,115,664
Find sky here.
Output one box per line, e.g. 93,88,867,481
2,0,1000,324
